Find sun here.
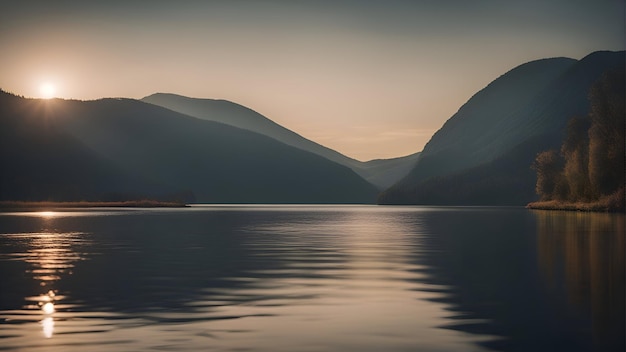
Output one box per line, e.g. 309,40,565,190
39,83,56,99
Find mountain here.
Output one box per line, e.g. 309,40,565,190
141,93,420,189
0,91,378,204
380,50,626,205
0,91,184,202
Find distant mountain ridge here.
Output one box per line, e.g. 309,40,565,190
380,50,626,205
0,91,378,204
141,93,420,189
3,50,622,206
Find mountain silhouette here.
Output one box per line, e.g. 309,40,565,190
380,50,626,205
4,50,622,205
0,92,378,204
141,93,420,189
0,92,185,201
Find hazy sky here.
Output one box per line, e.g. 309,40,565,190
1,1,624,160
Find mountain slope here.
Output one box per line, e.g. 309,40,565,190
4,95,378,203
381,50,626,205
0,91,182,201
141,93,419,189
358,152,422,190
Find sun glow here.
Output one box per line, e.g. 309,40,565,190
39,83,56,99
38,211,56,218
42,302,55,314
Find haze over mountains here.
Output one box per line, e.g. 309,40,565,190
1,50,622,205
0,92,378,203
141,93,420,190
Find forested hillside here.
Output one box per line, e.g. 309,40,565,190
530,69,625,211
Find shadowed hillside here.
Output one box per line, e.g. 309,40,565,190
380,50,625,205
0,91,184,202
142,93,420,189
0,91,378,204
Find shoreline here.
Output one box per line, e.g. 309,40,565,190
526,199,624,213
0,200,188,209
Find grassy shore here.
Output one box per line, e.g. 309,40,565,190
527,190,625,212
0,200,188,209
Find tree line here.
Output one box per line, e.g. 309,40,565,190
533,69,625,208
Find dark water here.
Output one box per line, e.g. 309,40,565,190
0,206,623,351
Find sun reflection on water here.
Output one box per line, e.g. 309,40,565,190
41,316,55,338
1,230,90,341
20,232,85,284
42,301,55,314
38,290,56,338
37,211,57,218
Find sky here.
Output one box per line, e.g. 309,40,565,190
1,1,624,161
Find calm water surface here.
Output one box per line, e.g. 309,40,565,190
0,205,623,351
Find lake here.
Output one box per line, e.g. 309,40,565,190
0,205,623,351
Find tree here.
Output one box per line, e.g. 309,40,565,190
531,69,625,208
561,117,591,201
533,150,564,201
588,69,626,196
